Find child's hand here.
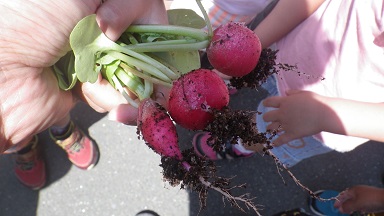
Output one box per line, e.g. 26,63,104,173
262,90,328,146
334,185,384,214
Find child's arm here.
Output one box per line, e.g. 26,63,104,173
254,0,325,48
262,90,384,145
334,185,384,214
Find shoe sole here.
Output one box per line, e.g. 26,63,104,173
16,177,46,190
86,141,100,170
69,141,100,170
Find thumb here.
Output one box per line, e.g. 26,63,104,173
96,0,167,41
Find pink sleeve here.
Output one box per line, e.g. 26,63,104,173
275,0,384,151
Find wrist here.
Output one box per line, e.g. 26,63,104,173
316,95,342,134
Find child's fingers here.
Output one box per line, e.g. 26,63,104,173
263,96,282,108
263,109,280,122
266,122,282,131
272,132,296,147
334,189,361,214
334,190,353,208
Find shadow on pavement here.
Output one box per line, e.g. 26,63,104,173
184,140,384,216
0,102,106,216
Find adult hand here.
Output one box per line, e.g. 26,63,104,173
80,0,169,124
0,0,168,153
334,185,384,214
262,90,327,146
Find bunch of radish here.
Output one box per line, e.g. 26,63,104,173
61,0,273,214
134,19,264,213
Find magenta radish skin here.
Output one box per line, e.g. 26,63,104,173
207,22,262,77
168,69,229,130
138,98,183,160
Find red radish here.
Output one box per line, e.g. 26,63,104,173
207,22,262,77
168,69,230,130
138,98,183,160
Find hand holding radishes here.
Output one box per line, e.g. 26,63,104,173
0,0,104,152
81,0,169,117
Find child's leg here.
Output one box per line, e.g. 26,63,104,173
13,135,46,190
49,114,71,135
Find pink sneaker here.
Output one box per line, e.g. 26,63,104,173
14,135,46,190
49,121,99,170
192,132,254,160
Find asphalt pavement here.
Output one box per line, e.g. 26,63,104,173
1,86,384,216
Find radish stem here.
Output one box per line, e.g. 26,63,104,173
115,68,146,100
111,75,139,108
120,40,210,52
108,51,172,82
126,25,209,41
111,48,179,80
196,0,213,38
120,63,173,88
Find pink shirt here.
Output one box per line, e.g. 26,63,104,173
275,0,384,151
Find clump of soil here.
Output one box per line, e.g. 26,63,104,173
230,48,279,89
160,149,216,208
204,106,276,152
160,149,216,188
230,48,297,89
